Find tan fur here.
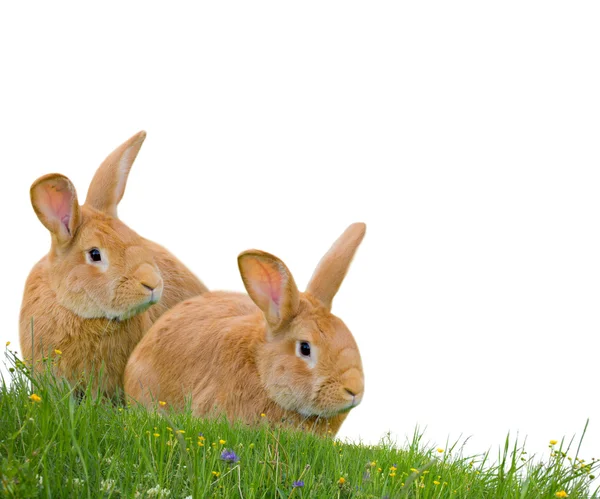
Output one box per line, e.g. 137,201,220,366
20,131,208,399
124,223,366,436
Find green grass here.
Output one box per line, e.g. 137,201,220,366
1,346,598,498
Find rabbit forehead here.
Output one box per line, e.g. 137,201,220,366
76,209,142,249
293,296,357,349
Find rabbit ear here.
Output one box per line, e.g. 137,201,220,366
31,174,81,245
306,223,366,310
84,131,146,218
238,250,300,330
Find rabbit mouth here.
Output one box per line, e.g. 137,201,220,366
111,297,157,321
297,400,358,418
338,401,358,414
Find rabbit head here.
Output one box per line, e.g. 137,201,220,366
29,131,163,321
239,223,366,419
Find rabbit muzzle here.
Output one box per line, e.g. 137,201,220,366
134,263,164,305
340,368,364,410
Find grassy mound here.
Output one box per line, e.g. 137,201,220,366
1,346,598,498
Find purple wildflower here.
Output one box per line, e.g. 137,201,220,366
220,449,240,463
292,480,304,488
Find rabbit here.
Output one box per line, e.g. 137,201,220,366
124,223,366,436
19,131,208,400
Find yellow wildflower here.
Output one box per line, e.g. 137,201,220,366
29,394,42,403
390,466,397,471
198,441,204,447
153,433,160,437
434,481,441,485
159,401,167,407
338,477,346,485
377,468,382,473
390,472,396,477
219,439,226,445
555,491,568,498
167,427,173,432
260,413,266,417
249,443,255,449
550,440,558,445
212,471,220,477
410,468,419,473
54,349,62,355
5,341,10,346
437,448,444,453
177,430,185,434
198,435,205,441
370,461,376,467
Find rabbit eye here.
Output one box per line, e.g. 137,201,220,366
88,248,102,262
299,341,311,357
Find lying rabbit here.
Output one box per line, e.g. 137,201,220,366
125,223,365,435
20,131,208,399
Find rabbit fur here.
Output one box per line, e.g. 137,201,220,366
20,131,208,399
124,223,365,436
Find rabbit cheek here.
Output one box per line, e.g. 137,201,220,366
269,364,320,416
65,267,86,293
311,377,355,416
59,267,100,314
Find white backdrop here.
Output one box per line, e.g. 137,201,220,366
1,2,599,464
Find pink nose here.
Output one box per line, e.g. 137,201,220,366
136,264,163,301
341,366,364,403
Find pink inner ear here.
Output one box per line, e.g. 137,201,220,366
40,181,73,233
246,258,284,309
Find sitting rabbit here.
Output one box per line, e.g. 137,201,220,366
20,131,208,399
125,223,365,435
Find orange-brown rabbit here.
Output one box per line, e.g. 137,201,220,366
124,223,365,436
19,131,208,399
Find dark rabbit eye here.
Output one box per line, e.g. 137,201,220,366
89,248,102,262
299,341,311,357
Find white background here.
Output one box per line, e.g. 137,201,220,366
1,2,599,465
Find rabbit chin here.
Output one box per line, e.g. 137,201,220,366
105,296,159,321
113,302,154,321
296,400,357,418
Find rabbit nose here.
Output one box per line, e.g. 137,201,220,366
341,370,364,405
344,386,363,402
136,264,163,298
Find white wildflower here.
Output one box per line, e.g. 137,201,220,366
147,485,171,497
100,479,115,492
72,478,85,488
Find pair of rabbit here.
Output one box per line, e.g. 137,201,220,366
20,131,366,436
